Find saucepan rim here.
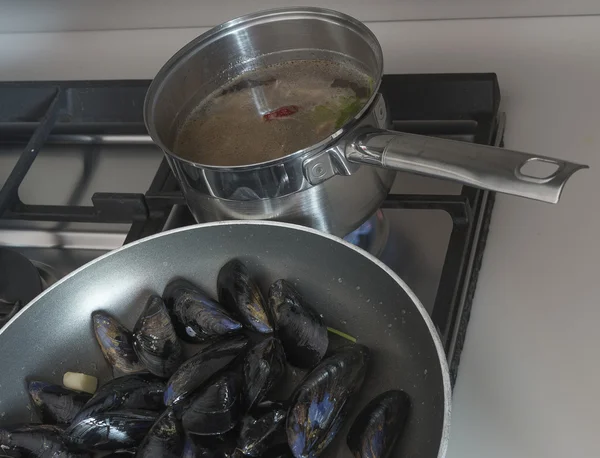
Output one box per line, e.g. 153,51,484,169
144,7,384,171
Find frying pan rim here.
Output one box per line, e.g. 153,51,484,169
0,220,450,458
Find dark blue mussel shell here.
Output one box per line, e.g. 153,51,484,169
133,295,183,378
65,409,158,450
267,279,328,369
164,335,248,407
182,433,239,458
28,381,92,425
243,337,286,411
217,259,273,334
346,390,411,458
238,401,287,457
182,371,243,436
0,424,88,457
71,373,165,425
0,447,21,458
136,408,184,458
93,312,145,374
286,344,370,458
163,279,242,344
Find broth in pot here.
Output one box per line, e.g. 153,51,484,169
174,59,372,167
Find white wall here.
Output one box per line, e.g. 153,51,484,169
1,0,600,33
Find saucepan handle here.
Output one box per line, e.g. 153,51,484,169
345,127,588,203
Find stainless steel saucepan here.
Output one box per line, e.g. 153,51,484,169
144,7,587,237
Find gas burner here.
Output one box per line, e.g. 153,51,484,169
0,247,43,326
343,210,390,258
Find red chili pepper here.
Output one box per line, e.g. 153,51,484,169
263,105,300,121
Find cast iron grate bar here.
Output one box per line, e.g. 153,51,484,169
440,117,502,384
0,89,61,216
124,159,181,244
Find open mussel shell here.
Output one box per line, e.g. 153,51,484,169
244,337,286,410
182,371,242,436
93,312,145,374
268,280,328,369
72,373,165,425
286,344,370,458
163,279,242,343
0,424,86,458
164,335,248,407
347,390,411,458
28,381,92,425
66,409,158,450
137,408,184,458
133,295,183,378
217,259,273,334
238,403,287,457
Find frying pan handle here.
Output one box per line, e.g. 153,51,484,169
345,127,588,203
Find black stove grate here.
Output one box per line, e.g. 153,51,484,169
0,74,502,385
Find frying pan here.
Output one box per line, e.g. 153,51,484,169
0,221,450,458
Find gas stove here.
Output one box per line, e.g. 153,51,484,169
0,73,502,385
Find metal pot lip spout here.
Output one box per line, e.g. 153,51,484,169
143,7,384,172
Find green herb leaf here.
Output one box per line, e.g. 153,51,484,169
334,96,364,129
327,326,357,343
312,104,337,123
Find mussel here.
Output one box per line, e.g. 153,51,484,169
133,295,183,378
286,344,370,458
238,402,287,457
0,447,21,458
268,280,328,369
264,454,294,458
347,390,411,458
182,371,242,436
182,436,213,458
137,408,184,458
244,337,286,410
66,409,158,450
71,373,165,425
163,279,242,343
262,448,294,458
0,424,88,458
164,335,248,407
182,434,237,458
217,260,273,334
93,312,145,374
28,381,92,425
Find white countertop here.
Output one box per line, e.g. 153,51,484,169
2,14,599,458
